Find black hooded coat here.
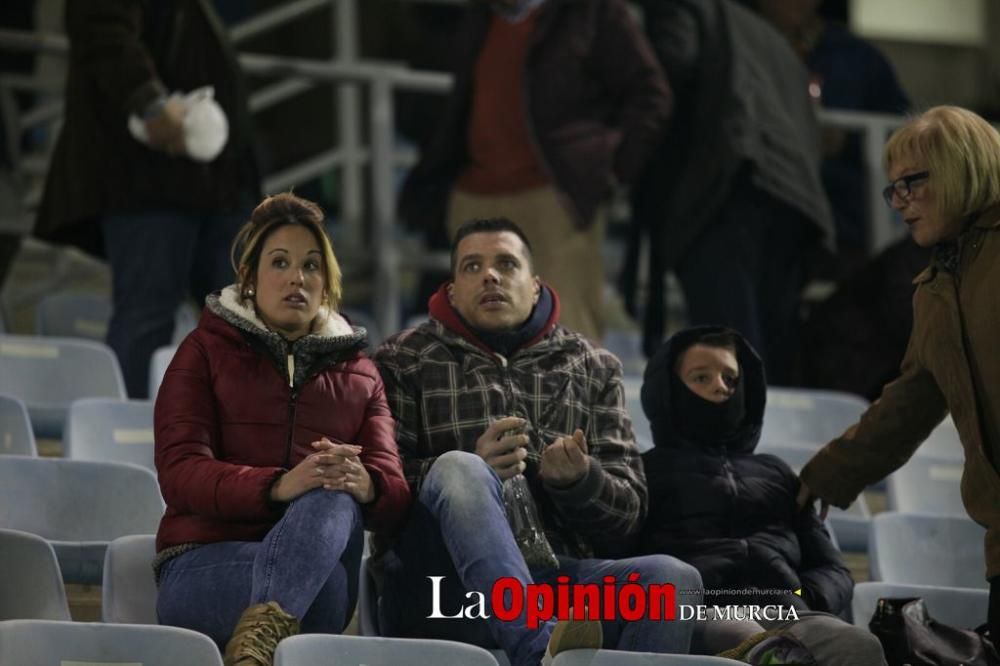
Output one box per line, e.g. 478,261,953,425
638,326,853,617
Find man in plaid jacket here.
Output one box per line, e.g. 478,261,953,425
373,218,701,665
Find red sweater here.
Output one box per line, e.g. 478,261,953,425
456,10,549,194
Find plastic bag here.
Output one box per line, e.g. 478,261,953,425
502,474,559,570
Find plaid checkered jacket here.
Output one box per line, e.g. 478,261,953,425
373,318,647,558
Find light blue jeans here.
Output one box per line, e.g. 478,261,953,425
157,489,364,649
380,451,703,665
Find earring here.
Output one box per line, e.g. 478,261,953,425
245,286,255,297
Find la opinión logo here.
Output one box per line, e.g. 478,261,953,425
426,574,677,628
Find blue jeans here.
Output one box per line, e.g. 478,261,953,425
157,489,364,650
102,210,245,398
380,451,702,665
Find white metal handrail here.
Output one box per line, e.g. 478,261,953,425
0,23,913,337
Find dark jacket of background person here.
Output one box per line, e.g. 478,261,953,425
373,284,647,560
626,0,833,345
155,288,411,553
639,326,853,616
36,0,260,257
397,0,671,232
802,206,1000,582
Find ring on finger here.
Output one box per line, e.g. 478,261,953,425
315,465,325,476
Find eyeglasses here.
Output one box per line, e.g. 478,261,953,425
882,171,929,206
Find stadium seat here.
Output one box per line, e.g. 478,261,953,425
36,292,200,345
0,528,70,621
851,581,989,630
886,455,964,516
0,334,126,438
602,328,645,377
0,619,223,666
35,291,112,340
0,456,163,584
342,307,384,348
760,387,868,447
273,633,500,666
148,344,178,399
0,393,36,456
65,398,155,472
869,512,987,589
102,534,158,624
358,556,379,637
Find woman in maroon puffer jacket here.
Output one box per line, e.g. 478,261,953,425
153,193,410,666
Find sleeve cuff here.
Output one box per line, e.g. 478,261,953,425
543,457,604,505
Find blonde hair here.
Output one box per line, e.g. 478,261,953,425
883,106,1000,224
230,192,342,310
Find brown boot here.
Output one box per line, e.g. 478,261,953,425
223,601,300,666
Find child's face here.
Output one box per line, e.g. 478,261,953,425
677,344,740,404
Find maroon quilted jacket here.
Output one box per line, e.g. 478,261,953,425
155,287,410,552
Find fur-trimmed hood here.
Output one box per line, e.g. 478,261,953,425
205,285,367,388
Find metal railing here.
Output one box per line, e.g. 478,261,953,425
0,9,909,338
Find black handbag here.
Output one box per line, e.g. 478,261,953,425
869,597,1000,666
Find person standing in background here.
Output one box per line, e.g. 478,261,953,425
627,0,833,383
35,0,260,397
399,0,671,342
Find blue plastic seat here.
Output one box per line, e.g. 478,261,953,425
342,307,384,348
0,456,163,584
916,416,964,460
35,291,113,340
0,393,36,455
869,512,987,589
273,633,500,666
148,344,178,399
623,378,653,453
36,292,200,344
551,651,746,665
0,620,223,666
0,334,126,438
760,387,869,447
887,455,964,516
0,528,70,621
66,398,155,472
851,581,989,630
102,534,159,624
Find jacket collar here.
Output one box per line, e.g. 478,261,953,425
427,282,560,356
209,285,361,345
912,204,1000,285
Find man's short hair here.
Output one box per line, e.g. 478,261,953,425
450,217,534,275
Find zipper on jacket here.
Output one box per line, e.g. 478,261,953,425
282,341,299,467
721,453,739,533
283,388,300,469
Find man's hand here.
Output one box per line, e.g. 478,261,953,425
144,96,186,156
796,480,830,521
475,416,529,480
539,428,589,488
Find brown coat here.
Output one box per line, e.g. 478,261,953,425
801,206,1000,580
